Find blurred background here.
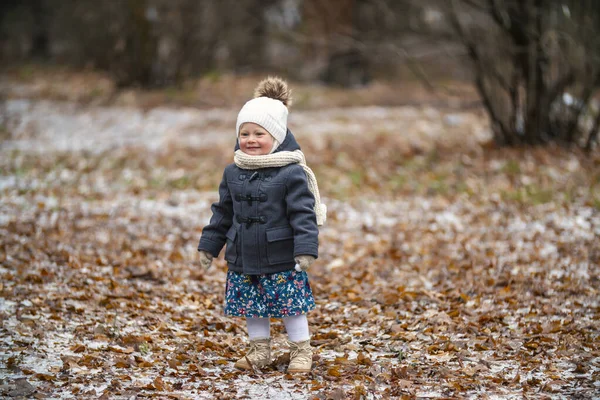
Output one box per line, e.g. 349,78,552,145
1,0,463,86
1,0,599,147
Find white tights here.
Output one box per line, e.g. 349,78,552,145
246,314,310,342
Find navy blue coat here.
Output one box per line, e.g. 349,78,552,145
198,130,319,275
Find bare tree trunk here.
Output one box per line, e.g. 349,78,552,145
111,0,156,87
565,75,599,143
446,0,600,150
585,109,600,151
302,0,369,86
223,0,274,71
449,0,512,144
523,0,546,145
30,0,49,59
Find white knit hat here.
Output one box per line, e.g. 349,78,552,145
236,77,292,149
236,96,288,145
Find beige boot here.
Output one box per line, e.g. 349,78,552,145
287,339,313,373
234,338,271,370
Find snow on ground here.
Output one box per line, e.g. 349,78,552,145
2,99,490,153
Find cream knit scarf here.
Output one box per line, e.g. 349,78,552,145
234,149,326,226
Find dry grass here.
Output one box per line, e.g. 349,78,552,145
1,63,479,111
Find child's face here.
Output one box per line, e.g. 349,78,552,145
238,123,274,155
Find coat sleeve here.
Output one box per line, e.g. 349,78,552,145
285,165,319,259
197,168,233,257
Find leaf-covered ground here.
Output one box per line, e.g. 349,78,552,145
1,84,600,399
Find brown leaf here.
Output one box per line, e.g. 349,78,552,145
353,384,367,400
327,388,345,400
79,355,103,368
139,360,154,368
334,355,351,365
98,391,112,400
34,373,55,382
153,376,167,391
168,358,181,369
6,356,20,371
273,352,291,368
357,352,373,366
70,344,86,353
392,366,409,379
114,356,135,369
60,355,80,371
573,363,587,374
512,373,521,384
134,355,154,368
109,345,134,354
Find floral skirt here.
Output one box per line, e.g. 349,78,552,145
224,269,316,318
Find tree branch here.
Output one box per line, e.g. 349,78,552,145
390,46,435,92
565,72,598,142
585,106,600,151
449,0,513,143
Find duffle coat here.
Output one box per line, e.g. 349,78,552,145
197,130,319,275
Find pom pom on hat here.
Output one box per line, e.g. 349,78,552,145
254,76,293,107
236,77,292,146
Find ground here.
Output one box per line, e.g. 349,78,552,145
1,69,599,399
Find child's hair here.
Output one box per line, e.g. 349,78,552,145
253,76,293,107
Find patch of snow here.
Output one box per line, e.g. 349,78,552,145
539,243,557,258
2,99,487,154
0,298,17,312
435,211,464,231
444,114,463,126
0,176,17,190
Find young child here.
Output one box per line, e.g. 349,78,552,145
197,77,326,373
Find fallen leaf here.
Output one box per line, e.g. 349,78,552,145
327,366,342,377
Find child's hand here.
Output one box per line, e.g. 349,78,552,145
294,255,315,272
198,251,213,270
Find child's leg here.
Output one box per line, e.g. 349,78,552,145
283,314,309,342
246,317,270,339
235,317,271,370
284,314,312,372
